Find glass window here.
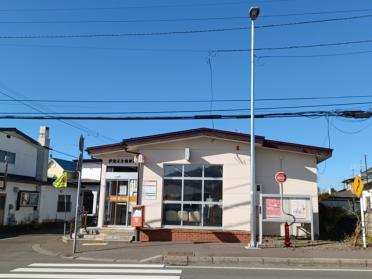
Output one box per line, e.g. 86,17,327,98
163,204,181,225
57,195,71,212
184,165,202,177
183,180,202,201
203,204,222,227
204,180,222,202
162,164,223,228
0,150,16,164
183,204,201,226
164,165,182,177
204,165,223,178
163,180,182,201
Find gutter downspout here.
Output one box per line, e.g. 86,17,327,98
125,147,142,235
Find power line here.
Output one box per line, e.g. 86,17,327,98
0,13,372,40
2,94,372,104
1,12,371,25
0,16,248,25
3,100,372,115
256,14,372,29
0,27,250,39
257,49,372,59
262,7,372,18
0,1,290,13
214,38,372,53
0,85,117,142
47,147,76,158
0,110,369,120
1,34,372,55
0,130,76,158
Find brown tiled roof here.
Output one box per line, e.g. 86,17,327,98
86,128,332,162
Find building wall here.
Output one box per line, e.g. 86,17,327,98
82,162,101,181
138,137,319,236
138,137,250,231
0,132,37,178
38,185,77,222
0,182,38,225
256,147,319,236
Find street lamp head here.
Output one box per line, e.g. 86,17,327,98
249,7,260,21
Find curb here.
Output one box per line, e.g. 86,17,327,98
32,244,372,268
164,256,372,267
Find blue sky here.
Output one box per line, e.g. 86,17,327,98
0,0,372,190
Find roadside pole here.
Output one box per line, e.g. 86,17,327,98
73,135,84,254
247,6,260,249
360,192,367,249
63,189,67,236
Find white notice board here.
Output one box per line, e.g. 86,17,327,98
143,180,157,200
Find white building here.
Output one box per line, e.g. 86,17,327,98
40,159,101,225
87,128,332,242
0,127,49,225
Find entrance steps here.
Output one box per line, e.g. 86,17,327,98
67,227,136,242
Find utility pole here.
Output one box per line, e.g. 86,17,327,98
247,6,260,249
73,135,84,254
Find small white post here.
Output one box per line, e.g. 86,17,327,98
360,192,367,249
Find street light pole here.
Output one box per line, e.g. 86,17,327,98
248,7,260,249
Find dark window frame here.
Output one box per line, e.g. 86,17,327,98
162,164,223,228
57,194,72,212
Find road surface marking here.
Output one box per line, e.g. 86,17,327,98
81,242,108,246
13,268,181,274
29,263,165,268
0,274,180,279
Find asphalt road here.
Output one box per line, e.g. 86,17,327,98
1,234,372,279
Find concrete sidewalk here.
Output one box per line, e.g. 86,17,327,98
32,235,372,267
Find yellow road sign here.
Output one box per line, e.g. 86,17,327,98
352,176,364,198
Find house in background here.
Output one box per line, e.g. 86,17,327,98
40,158,101,225
0,127,50,225
87,128,332,242
73,159,101,226
47,158,76,179
342,168,372,192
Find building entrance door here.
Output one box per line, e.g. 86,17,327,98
105,180,129,226
0,194,5,225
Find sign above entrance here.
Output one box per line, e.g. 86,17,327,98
108,158,134,165
275,171,287,184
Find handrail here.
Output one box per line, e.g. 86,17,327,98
68,209,89,238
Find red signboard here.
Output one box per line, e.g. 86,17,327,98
275,171,287,184
265,198,281,218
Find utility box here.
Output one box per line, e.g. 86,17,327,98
131,205,145,228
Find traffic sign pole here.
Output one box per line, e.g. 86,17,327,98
360,194,367,249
